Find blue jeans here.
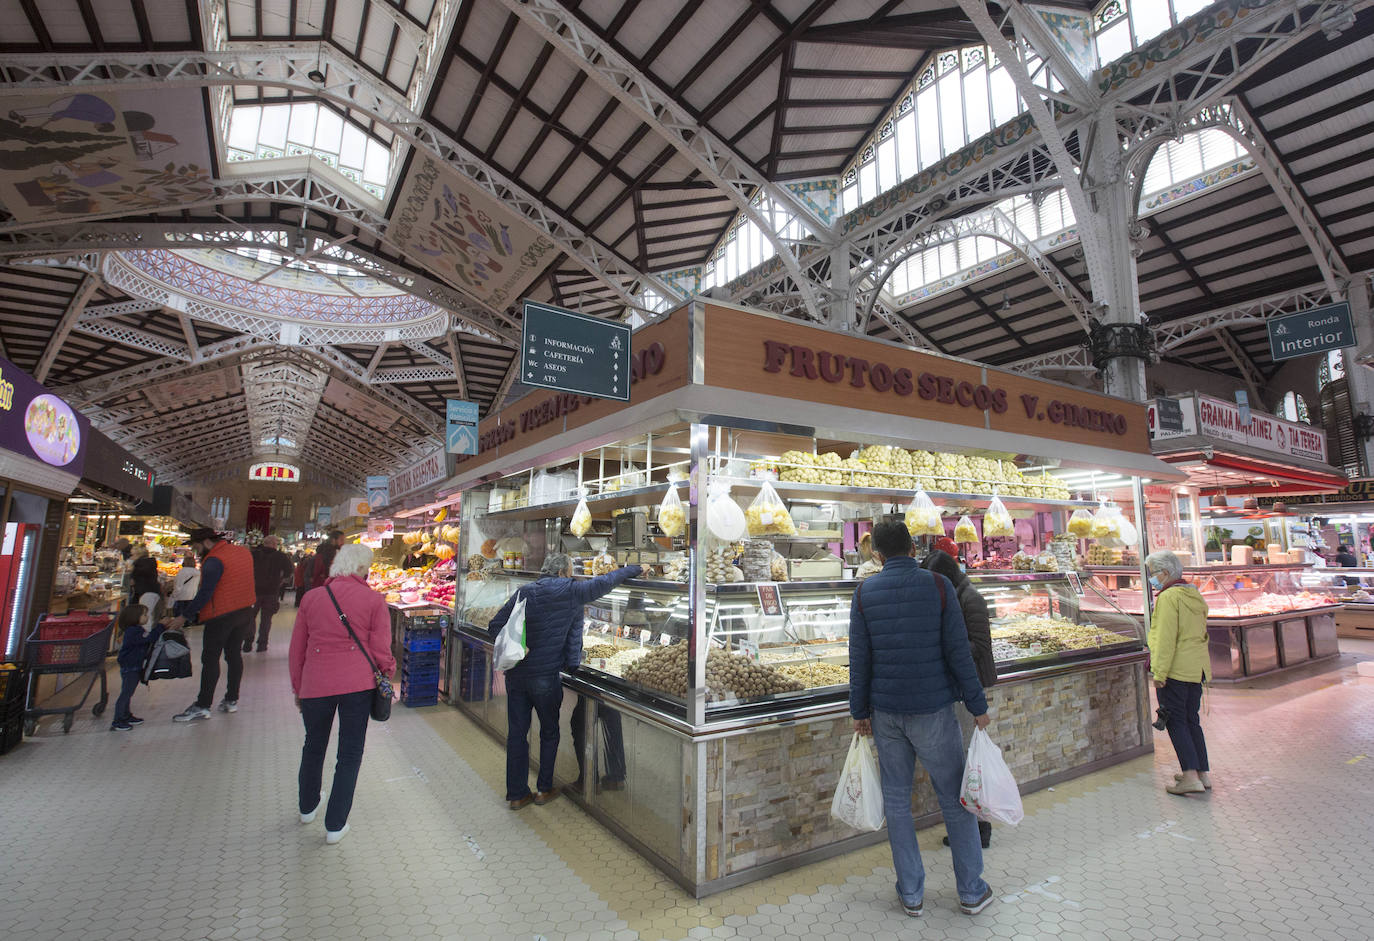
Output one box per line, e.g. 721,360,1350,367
505,672,563,800
1157,679,1209,772
872,705,989,907
299,689,372,832
114,669,141,722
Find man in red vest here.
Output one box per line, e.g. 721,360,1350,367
164,528,257,721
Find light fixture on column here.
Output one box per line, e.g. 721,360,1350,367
1000,290,1011,311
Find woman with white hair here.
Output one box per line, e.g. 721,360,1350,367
289,542,396,843
1144,550,1212,795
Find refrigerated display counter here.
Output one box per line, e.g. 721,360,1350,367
1085,564,1342,679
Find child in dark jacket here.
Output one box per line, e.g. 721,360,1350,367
112,604,163,731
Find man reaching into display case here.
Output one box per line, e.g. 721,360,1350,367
849,520,994,918
486,552,642,810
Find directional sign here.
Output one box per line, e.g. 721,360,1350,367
447,399,479,455
1268,302,1356,362
520,300,631,401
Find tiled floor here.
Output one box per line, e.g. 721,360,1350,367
2,615,1373,941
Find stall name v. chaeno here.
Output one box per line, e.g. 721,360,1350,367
762,339,1130,436
462,341,667,460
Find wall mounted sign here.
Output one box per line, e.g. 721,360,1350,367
1267,302,1355,362
248,462,300,482
1149,395,1327,464
446,399,479,455
391,448,447,497
520,301,632,401
366,475,389,508
83,428,155,503
0,354,89,474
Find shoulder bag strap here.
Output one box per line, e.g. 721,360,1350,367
324,584,381,677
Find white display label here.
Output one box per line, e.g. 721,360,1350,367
639,629,651,644
659,633,671,646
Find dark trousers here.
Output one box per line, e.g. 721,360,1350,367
114,669,141,722
1158,678,1209,772
504,672,563,800
570,695,626,784
249,593,280,650
196,608,253,708
299,689,372,832
294,586,306,607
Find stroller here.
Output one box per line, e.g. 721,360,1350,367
142,628,193,684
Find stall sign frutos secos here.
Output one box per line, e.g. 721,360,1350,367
761,340,1131,436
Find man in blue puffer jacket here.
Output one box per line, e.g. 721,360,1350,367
849,520,994,918
488,552,642,809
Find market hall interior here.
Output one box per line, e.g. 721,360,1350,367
5,0,1374,938
1,611,1372,941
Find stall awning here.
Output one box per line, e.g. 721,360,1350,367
1158,447,1348,496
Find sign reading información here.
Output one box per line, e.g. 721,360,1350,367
520,301,631,402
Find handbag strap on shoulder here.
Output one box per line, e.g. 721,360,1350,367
324,584,381,676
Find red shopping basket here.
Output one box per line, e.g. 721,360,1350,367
30,614,113,666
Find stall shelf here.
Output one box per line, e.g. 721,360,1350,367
440,299,1176,896
1084,564,1342,679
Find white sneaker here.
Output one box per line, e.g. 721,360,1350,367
217,699,238,713
325,823,350,845
300,806,318,824
173,704,210,722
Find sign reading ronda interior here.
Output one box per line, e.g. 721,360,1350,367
1266,302,1356,362
761,340,1132,436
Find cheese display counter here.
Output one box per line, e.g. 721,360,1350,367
441,299,1175,895
1085,564,1342,679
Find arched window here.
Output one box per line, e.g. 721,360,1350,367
1279,391,1312,424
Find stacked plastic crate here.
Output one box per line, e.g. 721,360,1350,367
399,612,446,706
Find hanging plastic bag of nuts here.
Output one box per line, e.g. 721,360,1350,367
569,488,593,537
745,480,797,536
658,484,686,537
904,490,943,537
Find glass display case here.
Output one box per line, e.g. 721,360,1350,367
446,411,1161,895
1298,567,1374,640
1084,564,1343,679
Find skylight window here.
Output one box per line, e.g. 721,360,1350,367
226,102,392,199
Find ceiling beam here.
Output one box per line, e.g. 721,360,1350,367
35,273,99,382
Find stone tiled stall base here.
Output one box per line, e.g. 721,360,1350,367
705,658,1151,884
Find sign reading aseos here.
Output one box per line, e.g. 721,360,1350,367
520,301,631,401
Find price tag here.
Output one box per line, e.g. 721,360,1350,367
738,639,760,661
1029,642,1043,655
640,629,651,644
822,627,837,643
659,633,671,646
598,621,611,633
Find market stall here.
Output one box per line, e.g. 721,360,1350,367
441,300,1178,896
1,355,91,659
1135,396,1349,677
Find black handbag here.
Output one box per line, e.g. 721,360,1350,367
324,585,393,721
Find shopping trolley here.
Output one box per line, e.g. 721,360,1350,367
23,613,114,735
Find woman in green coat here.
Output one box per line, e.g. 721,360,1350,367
1145,550,1212,795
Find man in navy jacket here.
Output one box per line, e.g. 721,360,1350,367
488,552,642,809
849,520,994,918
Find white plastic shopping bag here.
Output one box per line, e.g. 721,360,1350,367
959,728,1024,826
830,733,886,831
493,592,528,671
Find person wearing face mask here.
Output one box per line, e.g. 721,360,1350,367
163,528,258,722
1143,550,1212,795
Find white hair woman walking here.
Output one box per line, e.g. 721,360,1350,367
289,543,396,843
1144,550,1212,795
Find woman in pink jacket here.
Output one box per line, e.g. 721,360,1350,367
290,543,396,844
